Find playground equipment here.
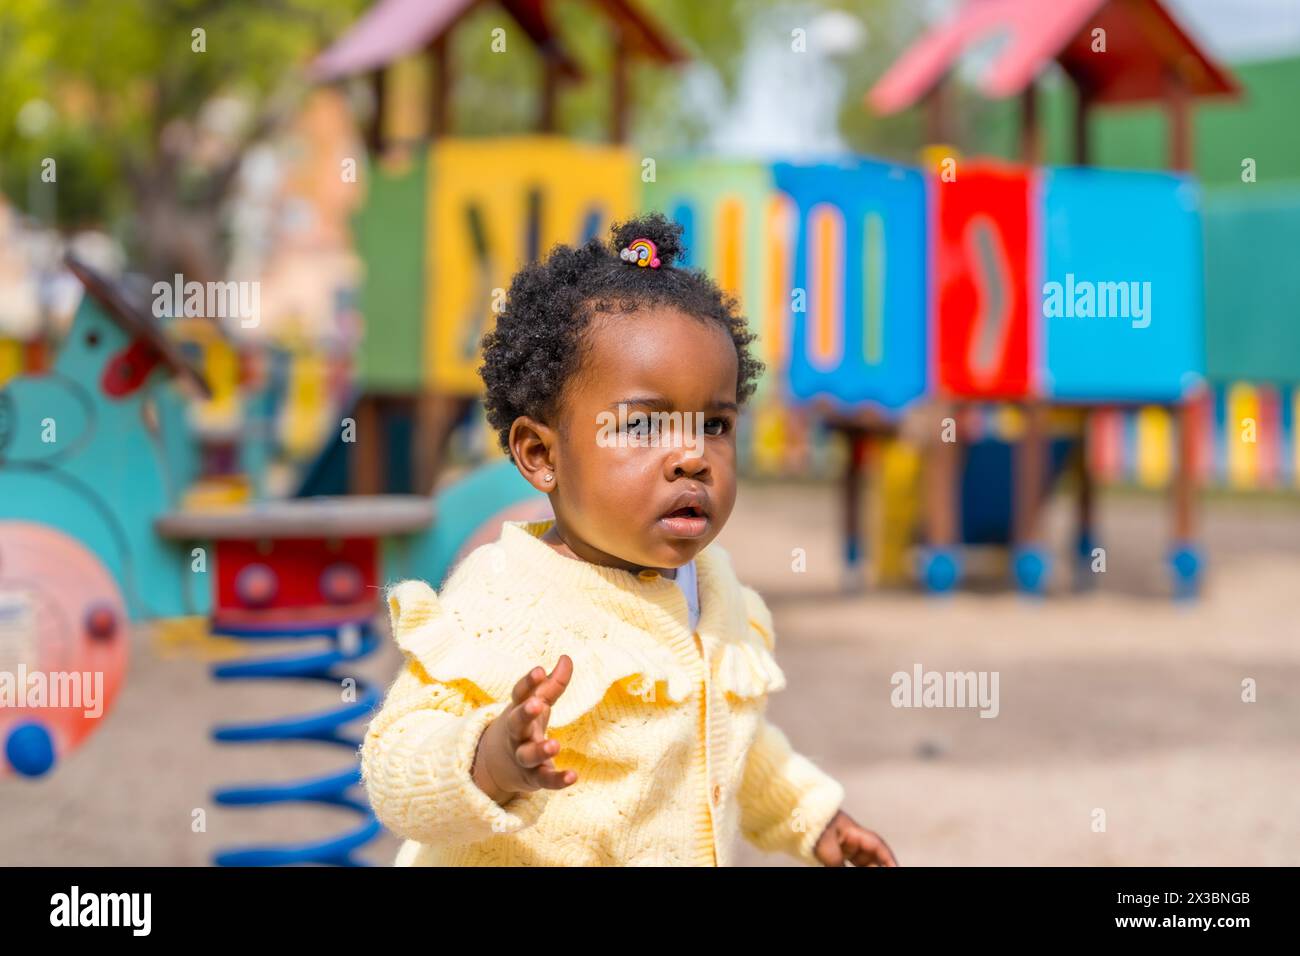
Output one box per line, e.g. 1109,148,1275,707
857,0,1238,597
313,0,1231,601
156,497,426,866
312,0,686,495
0,256,207,776
0,255,546,867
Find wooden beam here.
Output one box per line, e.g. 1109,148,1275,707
842,427,868,577
1020,80,1040,164
1074,80,1091,165
1167,72,1197,551
925,404,959,548
1167,69,1192,171
924,77,947,143
429,33,452,138
365,68,386,154
539,49,560,133
1013,402,1047,545
349,394,384,494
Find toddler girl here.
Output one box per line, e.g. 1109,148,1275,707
361,213,897,867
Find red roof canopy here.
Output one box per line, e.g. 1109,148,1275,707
867,0,1238,115
312,0,686,82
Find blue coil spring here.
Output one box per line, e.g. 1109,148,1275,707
209,618,383,866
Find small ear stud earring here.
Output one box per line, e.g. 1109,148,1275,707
543,473,554,483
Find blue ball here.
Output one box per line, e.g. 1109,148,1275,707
5,722,56,778
922,549,961,593
1013,548,1050,594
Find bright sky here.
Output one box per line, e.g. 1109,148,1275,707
1165,0,1300,62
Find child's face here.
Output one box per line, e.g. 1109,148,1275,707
516,305,740,573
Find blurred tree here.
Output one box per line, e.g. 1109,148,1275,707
0,0,941,280
0,0,365,281
438,0,928,156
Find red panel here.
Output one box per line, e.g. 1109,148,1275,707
214,538,379,625
934,163,1034,400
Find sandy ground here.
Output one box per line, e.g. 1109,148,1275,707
3,481,1297,866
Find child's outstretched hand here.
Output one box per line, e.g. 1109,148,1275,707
471,655,579,805
813,810,899,867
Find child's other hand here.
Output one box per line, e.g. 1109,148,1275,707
471,655,579,805
813,810,899,867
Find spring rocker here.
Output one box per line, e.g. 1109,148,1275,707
0,255,546,867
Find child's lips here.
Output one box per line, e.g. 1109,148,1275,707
657,507,709,538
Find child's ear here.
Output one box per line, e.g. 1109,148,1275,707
509,415,559,492
386,580,441,636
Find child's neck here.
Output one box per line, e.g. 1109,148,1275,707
541,521,677,579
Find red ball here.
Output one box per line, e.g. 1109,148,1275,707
320,563,363,604
235,563,278,608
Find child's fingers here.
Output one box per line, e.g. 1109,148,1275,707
513,736,560,769
510,666,547,705
847,831,898,867
530,764,578,790
506,696,550,742
532,654,574,707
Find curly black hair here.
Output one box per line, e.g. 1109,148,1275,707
479,211,764,460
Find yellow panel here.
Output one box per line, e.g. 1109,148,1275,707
426,137,635,395
192,337,241,433
763,195,794,369
0,338,23,386
282,352,327,458
870,437,921,586
1135,405,1172,488
715,197,744,304
752,399,786,476
1227,383,1259,489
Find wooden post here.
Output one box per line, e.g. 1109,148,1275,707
1073,79,1095,577
1014,402,1047,544
1013,77,1046,587
414,392,474,495
429,33,452,138
1168,71,1196,550
1076,411,1094,550
365,68,387,154
925,78,946,144
1020,81,1040,165
842,427,868,583
925,404,959,549
349,394,385,494
1074,80,1091,166
1168,70,1192,172
539,50,560,133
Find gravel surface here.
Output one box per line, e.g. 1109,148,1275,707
4,481,1296,866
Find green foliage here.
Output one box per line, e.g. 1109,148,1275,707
0,0,366,229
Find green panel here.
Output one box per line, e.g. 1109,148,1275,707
1203,185,1300,383
966,55,1300,185
640,157,774,331
353,151,428,392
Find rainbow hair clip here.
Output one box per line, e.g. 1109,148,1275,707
619,238,661,269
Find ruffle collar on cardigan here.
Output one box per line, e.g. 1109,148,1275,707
385,517,786,728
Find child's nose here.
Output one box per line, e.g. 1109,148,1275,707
666,449,709,479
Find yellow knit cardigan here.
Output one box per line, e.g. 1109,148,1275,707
360,517,845,866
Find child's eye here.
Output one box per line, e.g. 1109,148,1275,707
703,417,730,436
623,413,658,439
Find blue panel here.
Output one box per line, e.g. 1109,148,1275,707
1041,168,1205,402
670,202,696,268
773,159,928,415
